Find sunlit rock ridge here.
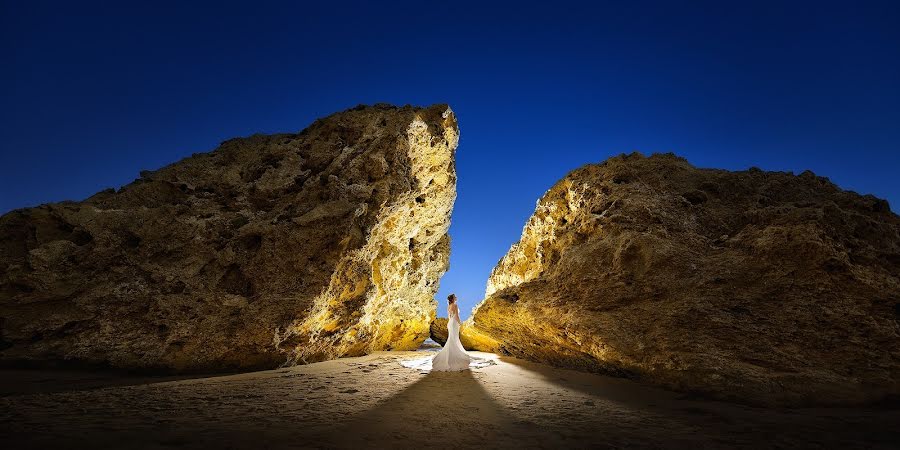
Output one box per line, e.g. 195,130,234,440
463,153,900,406
0,103,458,372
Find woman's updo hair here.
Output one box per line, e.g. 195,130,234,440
447,294,457,304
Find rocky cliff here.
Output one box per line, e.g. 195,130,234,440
0,103,458,372
463,153,900,406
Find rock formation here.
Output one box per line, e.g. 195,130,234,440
0,103,458,372
430,318,449,346
463,153,900,406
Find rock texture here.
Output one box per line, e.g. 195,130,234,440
430,318,450,346
464,153,900,406
0,103,458,372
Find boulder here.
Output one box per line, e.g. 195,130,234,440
463,153,900,406
0,103,458,372
430,317,449,345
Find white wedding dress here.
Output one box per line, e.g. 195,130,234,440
400,304,494,372
431,307,472,371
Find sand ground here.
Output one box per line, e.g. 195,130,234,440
2,349,898,449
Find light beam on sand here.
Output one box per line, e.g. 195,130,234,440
399,352,496,372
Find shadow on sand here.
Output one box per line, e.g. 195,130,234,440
318,368,555,448
0,368,218,397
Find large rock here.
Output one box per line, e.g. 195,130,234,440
430,317,449,345
0,103,458,372
464,153,900,406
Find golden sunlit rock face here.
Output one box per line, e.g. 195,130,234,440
0,104,457,372
277,106,458,364
464,153,900,406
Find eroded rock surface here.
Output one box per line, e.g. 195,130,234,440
0,104,458,372
464,153,900,406
430,318,449,346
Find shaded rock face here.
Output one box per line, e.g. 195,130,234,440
430,318,449,346
464,153,900,406
429,317,477,350
0,104,458,372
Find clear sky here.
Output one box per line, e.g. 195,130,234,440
2,1,898,319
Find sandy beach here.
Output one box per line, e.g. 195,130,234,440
2,348,898,449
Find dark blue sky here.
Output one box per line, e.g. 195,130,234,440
2,1,898,318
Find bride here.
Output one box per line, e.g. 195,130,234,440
400,293,492,372
431,294,473,371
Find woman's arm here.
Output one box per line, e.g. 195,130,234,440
452,305,462,325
